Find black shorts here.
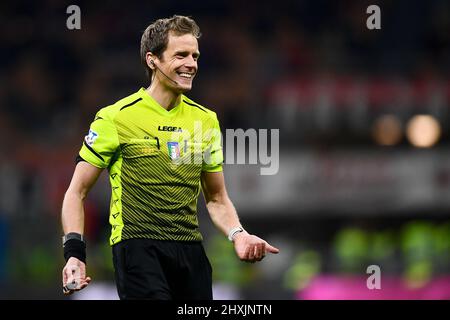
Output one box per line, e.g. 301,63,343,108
112,238,213,300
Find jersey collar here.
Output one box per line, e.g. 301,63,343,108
139,87,183,117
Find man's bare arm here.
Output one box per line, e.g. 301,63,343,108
62,161,103,234
61,161,103,295
201,171,241,236
201,171,279,263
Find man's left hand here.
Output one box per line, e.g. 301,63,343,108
233,231,279,263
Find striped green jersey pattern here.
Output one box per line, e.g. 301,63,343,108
79,88,223,245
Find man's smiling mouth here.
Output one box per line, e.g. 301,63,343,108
177,72,194,79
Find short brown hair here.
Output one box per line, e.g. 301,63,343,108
140,15,201,81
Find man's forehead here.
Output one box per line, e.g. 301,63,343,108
166,32,199,52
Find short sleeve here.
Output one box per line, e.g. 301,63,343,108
78,110,120,169
202,114,224,172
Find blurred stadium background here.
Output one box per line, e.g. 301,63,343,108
0,0,449,299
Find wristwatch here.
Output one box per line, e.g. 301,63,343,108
228,227,244,242
62,232,85,247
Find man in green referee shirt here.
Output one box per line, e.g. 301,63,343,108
61,15,279,299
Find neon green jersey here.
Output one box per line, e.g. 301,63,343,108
79,88,223,245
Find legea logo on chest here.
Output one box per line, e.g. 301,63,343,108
158,125,183,132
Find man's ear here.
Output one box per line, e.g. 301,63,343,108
146,52,156,69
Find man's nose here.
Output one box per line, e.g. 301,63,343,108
185,56,197,69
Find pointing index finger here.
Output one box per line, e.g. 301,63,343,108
265,243,280,254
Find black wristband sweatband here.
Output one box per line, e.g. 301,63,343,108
63,239,86,264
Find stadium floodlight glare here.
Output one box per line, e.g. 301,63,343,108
406,115,441,148
371,114,403,146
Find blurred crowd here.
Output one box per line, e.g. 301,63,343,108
0,0,449,298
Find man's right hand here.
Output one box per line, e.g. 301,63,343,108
62,257,91,295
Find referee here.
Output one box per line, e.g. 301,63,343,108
61,15,279,299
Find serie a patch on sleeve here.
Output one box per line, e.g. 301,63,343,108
85,129,99,146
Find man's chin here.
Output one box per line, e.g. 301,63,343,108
176,84,192,93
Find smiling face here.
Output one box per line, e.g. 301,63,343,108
150,32,200,94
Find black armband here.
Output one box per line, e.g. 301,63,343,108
63,239,86,264
75,155,86,164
